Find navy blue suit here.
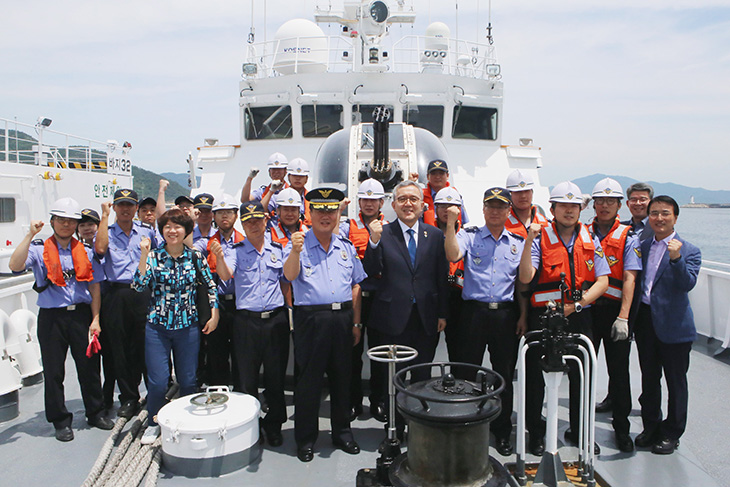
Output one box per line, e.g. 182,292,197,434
363,220,449,384
631,233,701,441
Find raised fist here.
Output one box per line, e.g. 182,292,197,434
29,220,44,236
291,231,305,253
209,239,224,257
409,172,419,182
248,168,260,179
668,239,683,261
527,222,542,240
140,237,151,254
100,202,111,218
270,179,285,192
446,205,460,225
368,219,383,244
159,179,169,192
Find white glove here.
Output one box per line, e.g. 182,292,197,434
248,167,260,178
611,317,629,341
270,179,285,191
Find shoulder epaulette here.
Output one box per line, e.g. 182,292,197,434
507,230,525,241
83,241,93,249
31,239,44,246
270,241,283,249
232,241,246,248
338,235,354,245
138,222,153,229
464,226,479,233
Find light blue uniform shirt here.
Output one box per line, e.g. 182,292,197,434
194,234,239,297
456,226,524,302
24,239,104,309
229,240,285,312
284,231,366,306
192,224,215,246
102,221,157,283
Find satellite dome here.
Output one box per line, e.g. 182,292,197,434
273,19,328,75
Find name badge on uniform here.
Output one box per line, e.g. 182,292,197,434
304,266,312,277
473,257,482,265
341,249,348,261
270,253,277,263
511,244,518,255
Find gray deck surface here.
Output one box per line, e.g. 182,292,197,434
2,335,728,487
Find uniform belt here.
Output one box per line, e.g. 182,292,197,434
109,282,133,289
54,303,90,311
295,301,353,312
470,300,515,310
219,293,235,301
239,307,285,319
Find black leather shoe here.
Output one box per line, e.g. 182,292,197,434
117,400,140,419
595,396,613,413
496,437,514,456
652,438,679,455
371,402,387,423
350,404,363,422
529,436,545,456
297,446,314,462
333,439,360,455
266,430,283,447
615,432,635,453
89,416,115,430
55,426,74,442
635,430,658,448
564,429,601,455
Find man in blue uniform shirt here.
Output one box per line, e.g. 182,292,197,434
191,193,216,245
283,187,366,462
215,201,290,447
444,187,527,456
10,198,114,441
95,189,157,419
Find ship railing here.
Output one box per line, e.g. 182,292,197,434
0,117,131,176
691,261,730,350
241,34,498,80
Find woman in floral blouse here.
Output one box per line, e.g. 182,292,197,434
133,207,220,444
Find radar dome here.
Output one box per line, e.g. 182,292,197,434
273,19,328,75
425,22,450,51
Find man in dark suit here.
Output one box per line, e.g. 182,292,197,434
363,180,449,391
632,195,701,455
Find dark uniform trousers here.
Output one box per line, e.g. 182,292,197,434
101,285,149,404
590,299,631,435
293,306,354,448
232,307,289,433
634,303,691,441
202,296,236,387
453,300,518,440
443,286,464,364
526,307,593,438
37,304,104,427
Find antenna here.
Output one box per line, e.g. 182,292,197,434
248,0,255,44
487,0,494,45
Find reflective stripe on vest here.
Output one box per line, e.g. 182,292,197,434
595,220,630,301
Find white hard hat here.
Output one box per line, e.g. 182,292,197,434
287,157,310,176
357,179,385,200
591,177,624,199
267,152,288,168
549,181,583,204
275,187,302,208
50,197,82,220
212,193,239,212
506,169,534,192
434,187,462,206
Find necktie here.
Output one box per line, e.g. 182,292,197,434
407,228,416,267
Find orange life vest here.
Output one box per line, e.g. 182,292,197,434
505,206,549,239
592,219,630,301
348,213,385,259
43,236,93,287
422,182,461,226
270,221,307,246
531,222,596,307
207,230,245,274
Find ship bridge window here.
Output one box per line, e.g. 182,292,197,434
0,197,15,223
302,105,344,138
244,105,293,140
452,105,498,140
403,105,444,137
352,105,394,124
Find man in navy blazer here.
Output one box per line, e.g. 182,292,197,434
363,180,449,389
631,195,701,455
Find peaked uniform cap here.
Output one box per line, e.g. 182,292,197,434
174,195,194,206
550,181,583,204
483,187,512,205
305,187,344,211
275,187,302,207
506,169,535,192
114,188,138,205
267,152,288,168
434,187,463,206
80,208,101,223
427,159,449,173
193,193,215,209
357,179,385,200
591,177,624,199
287,157,310,176
139,197,157,208
240,200,267,222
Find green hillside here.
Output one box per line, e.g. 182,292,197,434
132,165,189,202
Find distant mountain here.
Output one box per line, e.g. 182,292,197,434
160,172,199,189
132,165,189,202
569,174,730,205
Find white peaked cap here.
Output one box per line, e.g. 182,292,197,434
506,169,534,192
287,158,310,176
275,187,302,207
434,187,462,206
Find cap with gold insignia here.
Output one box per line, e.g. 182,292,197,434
139,197,156,208
434,187,463,206
240,201,267,222
113,188,138,205
275,187,302,208
427,159,449,173
506,169,535,192
267,152,288,168
305,187,344,211
549,181,583,204
357,179,385,200
287,157,310,176
591,177,624,199
174,195,194,206
80,208,101,223
193,193,215,209
483,187,512,205
212,194,239,212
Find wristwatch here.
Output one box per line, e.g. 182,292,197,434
574,302,583,313
353,323,363,329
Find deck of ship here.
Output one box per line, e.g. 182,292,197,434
2,335,729,487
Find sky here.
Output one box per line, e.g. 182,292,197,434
3,0,729,189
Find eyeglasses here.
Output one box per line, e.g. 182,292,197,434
628,197,650,204
594,199,618,206
649,210,674,218
396,196,422,204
